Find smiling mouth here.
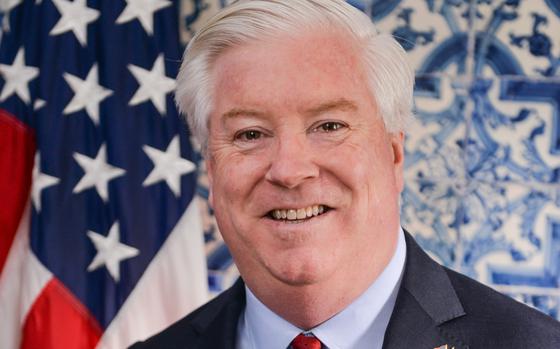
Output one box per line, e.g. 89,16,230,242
267,205,331,222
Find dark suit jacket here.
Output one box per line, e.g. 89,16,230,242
130,232,560,348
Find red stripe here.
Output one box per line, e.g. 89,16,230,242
0,109,35,275
21,278,103,349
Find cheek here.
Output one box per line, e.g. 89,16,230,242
211,154,269,213
320,141,380,188
213,174,243,209
321,139,399,211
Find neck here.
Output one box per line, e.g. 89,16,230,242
245,236,398,329
266,281,367,329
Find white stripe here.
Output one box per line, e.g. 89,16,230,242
0,202,53,349
97,197,210,348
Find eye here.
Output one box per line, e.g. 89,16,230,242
235,129,263,141
315,121,347,133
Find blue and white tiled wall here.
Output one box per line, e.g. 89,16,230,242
191,0,560,319
371,0,560,319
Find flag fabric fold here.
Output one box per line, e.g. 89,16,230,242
0,1,208,348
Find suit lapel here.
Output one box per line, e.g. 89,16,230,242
190,279,246,349
382,288,451,348
383,231,469,349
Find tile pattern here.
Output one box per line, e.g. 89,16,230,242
180,0,560,318
375,0,560,318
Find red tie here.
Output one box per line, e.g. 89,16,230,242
290,333,322,349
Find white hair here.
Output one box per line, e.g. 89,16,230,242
176,0,414,152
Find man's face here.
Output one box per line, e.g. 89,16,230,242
206,29,405,291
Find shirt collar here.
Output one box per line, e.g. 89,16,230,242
240,284,302,349
239,227,407,349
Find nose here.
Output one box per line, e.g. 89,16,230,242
265,133,319,189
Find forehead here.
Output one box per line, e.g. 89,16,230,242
210,29,373,114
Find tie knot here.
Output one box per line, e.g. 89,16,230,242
290,333,322,349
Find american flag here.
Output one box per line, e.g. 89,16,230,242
0,1,208,348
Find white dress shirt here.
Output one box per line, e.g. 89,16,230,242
236,227,407,349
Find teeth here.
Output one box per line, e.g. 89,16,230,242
271,205,327,221
312,205,319,215
287,209,297,220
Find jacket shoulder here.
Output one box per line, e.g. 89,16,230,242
443,267,560,346
129,281,245,349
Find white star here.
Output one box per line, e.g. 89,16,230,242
63,64,113,125
0,0,23,32
143,136,195,196
128,54,175,115
0,48,39,104
34,99,46,111
0,0,22,13
50,0,100,46
73,144,126,202
116,0,172,35
31,153,60,212
87,222,139,282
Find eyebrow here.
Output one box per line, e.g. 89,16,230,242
304,98,358,116
221,108,266,120
220,98,358,120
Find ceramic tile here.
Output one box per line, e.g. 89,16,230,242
208,266,240,295
180,0,223,43
458,180,560,283
406,74,470,193
403,73,469,267
401,180,464,268
500,291,559,318
373,0,474,75
465,76,560,184
472,0,560,78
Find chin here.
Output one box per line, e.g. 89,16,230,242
268,256,333,287
274,273,323,287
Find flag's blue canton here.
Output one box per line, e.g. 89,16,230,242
0,1,196,329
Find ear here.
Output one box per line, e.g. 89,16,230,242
390,131,405,193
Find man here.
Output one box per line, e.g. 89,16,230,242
131,0,560,348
